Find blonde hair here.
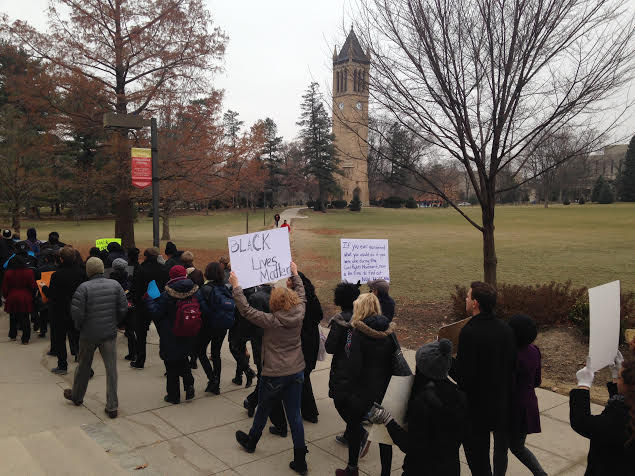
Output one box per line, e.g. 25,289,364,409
269,287,301,313
352,293,382,324
181,251,194,267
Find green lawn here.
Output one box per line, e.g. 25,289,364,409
13,204,635,307
291,203,635,304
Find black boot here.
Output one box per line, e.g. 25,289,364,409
289,446,308,475
232,368,242,386
185,385,195,400
244,367,255,388
235,430,257,453
205,378,220,395
269,425,287,437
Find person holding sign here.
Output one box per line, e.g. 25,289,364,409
368,339,467,476
569,351,635,475
230,262,309,475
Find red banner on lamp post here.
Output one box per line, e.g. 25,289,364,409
131,148,152,189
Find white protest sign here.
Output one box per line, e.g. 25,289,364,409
340,238,390,284
588,280,621,372
228,228,292,289
368,375,415,445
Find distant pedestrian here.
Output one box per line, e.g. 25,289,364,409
274,213,281,227
507,314,547,475
281,220,291,232
64,257,127,419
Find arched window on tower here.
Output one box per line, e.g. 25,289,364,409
361,71,366,91
344,69,348,91
336,71,340,92
353,70,357,92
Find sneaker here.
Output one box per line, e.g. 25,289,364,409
359,429,370,459
130,361,144,369
335,434,348,446
51,366,68,375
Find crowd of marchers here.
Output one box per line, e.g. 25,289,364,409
0,226,633,476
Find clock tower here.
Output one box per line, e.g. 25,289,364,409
332,27,370,205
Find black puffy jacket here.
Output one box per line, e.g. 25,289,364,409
325,311,353,399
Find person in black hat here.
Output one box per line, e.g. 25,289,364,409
163,242,183,271
368,339,468,476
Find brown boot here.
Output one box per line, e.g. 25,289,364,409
63,389,82,406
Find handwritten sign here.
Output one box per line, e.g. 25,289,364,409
95,238,121,251
340,238,390,284
588,280,621,372
368,375,414,445
228,228,292,289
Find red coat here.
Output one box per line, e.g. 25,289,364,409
2,268,36,313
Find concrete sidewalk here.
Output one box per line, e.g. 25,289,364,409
0,311,592,475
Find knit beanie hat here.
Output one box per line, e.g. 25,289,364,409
112,258,128,271
2,229,11,239
165,241,177,255
86,257,105,278
415,338,453,380
169,265,187,280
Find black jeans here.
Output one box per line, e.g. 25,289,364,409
54,316,79,368
229,326,261,377
334,397,369,469
9,312,30,343
508,433,547,475
165,358,194,401
38,307,49,335
463,422,509,476
196,327,228,383
134,310,150,365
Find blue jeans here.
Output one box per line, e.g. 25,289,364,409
250,370,305,448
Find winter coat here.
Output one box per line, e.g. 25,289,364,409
450,312,516,430
71,274,128,343
109,269,131,292
45,262,85,320
387,375,467,476
0,238,13,263
342,314,395,412
25,239,41,257
105,250,127,268
232,274,306,377
511,344,542,435
378,293,396,321
2,267,36,313
164,252,184,271
570,383,634,476
325,310,353,399
154,278,199,362
301,287,323,371
131,257,168,306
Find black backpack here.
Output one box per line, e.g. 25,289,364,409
203,284,235,329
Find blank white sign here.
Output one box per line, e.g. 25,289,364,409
588,280,621,372
228,228,292,289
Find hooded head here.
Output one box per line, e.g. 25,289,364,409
27,228,37,241
86,257,105,278
415,339,453,380
48,232,60,244
169,265,187,281
508,314,538,348
112,258,128,271
107,241,122,253
165,241,178,256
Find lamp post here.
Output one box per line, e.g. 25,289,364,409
103,112,160,247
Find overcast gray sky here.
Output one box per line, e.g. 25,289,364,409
1,0,633,144
1,0,351,141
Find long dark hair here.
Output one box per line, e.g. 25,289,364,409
205,262,225,286
298,271,323,324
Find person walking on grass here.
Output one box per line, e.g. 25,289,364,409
63,257,127,419
230,262,309,475
507,314,547,476
334,292,395,476
570,351,634,475
449,281,516,476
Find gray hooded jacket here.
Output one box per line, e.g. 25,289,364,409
71,274,128,343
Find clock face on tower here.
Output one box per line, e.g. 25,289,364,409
338,102,345,110
355,102,362,110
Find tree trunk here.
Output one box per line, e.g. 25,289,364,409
161,212,171,241
112,130,136,248
55,202,61,215
481,199,497,286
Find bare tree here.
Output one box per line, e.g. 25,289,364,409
357,0,635,284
